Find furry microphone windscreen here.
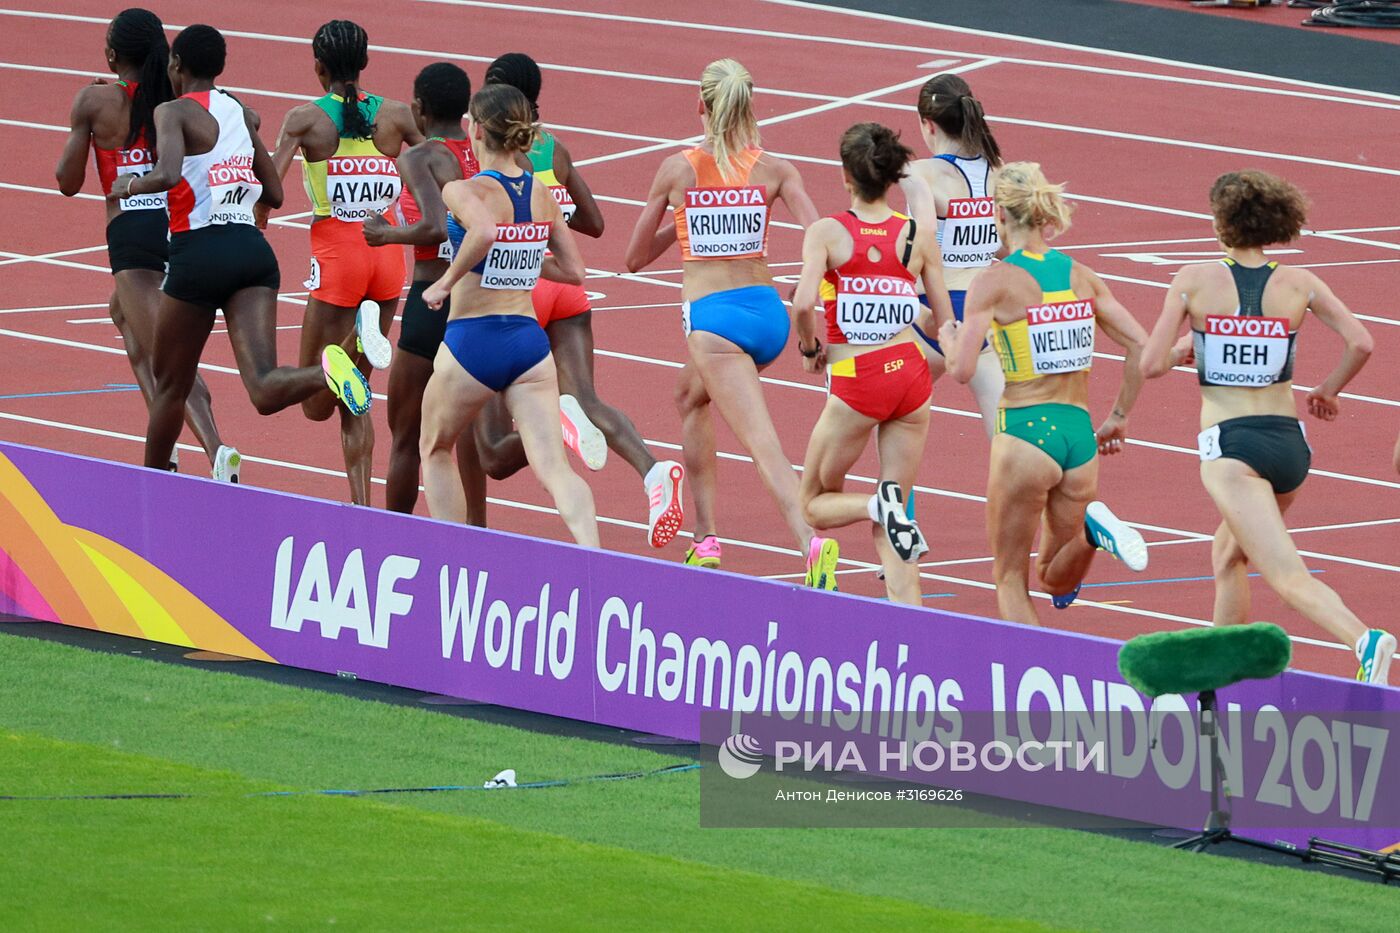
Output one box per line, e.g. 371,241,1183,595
1117,622,1292,698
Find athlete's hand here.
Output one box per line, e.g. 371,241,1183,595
252,202,271,230
1171,333,1195,369
424,280,450,310
363,210,390,246
801,346,826,374
938,318,959,353
1095,411,1128,456
1306,388,1340,421
107,174,135,201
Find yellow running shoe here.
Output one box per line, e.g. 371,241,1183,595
322,344,372,416
684,535,721,569
805,536,840,591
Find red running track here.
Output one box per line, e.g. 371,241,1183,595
0,0,1397,681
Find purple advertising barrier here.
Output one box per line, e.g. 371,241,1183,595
2,440,1397,851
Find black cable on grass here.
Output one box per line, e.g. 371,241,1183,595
0,762,699,801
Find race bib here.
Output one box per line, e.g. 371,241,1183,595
115,145,165,211
549,184,576,224
304,257,321,291
206,155,260,226
436,239,455,261
479,222,550,290
1026,299,1095,375
682,185,767,258
1198,315,1293,387
834,275,919,345
1197,424,1222,461
326,154,401,222
939,197,998,269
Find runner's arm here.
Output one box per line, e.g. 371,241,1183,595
1141,265,1195,379
774,158,819,228
115,101,185,198
1084,266,1147,450
423,181,496,308
56,86,97,196
1304,271,1373,421
254,105,310,224
624,157,682,272
247,106,284,209
916,227,955,335
942,268,999,383
555,139,605,239
366,146,444,246
791,219,837,365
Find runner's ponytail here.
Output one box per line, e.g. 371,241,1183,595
108,8,172,149
996,162,1073,236
700,59,760,184
312,20,373,140
917,74,1002,167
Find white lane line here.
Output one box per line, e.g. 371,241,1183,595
0,249,107,273
0,407,1367,656
0,244,107,267
1290,517,1400,534
0,302,111,315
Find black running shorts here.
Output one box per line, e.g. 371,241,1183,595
397,279,451,361
105,209,168,275
162,224,280,311
1200,415,1312,495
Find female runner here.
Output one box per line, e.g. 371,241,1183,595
362,62,486,521
625,58,834,586
1141,169,1393,684
419,84,598,546
792,123,954,604
909,73,1006,437
56,8,236,479
107,25,364,473
476,53,685,549
261,19,422,505
940,163,1149,625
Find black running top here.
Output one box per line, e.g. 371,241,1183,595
1224,257,1278,317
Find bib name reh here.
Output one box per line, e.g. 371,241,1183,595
1199,314,1292,386
1026,299,1095,374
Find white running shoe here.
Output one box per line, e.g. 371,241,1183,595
1085,501,1148,572
1356,630,1396,685
560,394,607,471
212,445,241,484
873,481,925,564
356,299,392,370
645,460,685,548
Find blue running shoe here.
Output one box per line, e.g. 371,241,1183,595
1084,501,1147,572
1052,585,1081,610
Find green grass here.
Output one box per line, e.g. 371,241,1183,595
0,633,1389,931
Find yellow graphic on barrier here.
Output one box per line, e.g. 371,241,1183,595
0,452,272,661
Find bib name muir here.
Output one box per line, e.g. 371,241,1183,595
942,197,998,268
685,185,767,256
1202,315,1291,386
1027,299,1095,374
